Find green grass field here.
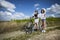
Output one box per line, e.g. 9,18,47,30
0,17,60,40
0,17,60,34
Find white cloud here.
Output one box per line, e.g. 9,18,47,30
7,8,15,12
12,12,24,19
12,12,30,20
36,7,39,10
46,3,60,17
0,0,16,12
34,3,40,7
47,3,60,14
24,16,30,19
51,14,55,17
0,11,30,21
0,0,5,2
0,11,12,16
34,3,40,10
0,11,12,21
0,0,30,21
5,11,12,15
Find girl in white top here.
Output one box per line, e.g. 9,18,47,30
40,8,46,32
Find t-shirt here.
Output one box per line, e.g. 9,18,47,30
32,12,40,19
34,13,38,19
40,13,46,19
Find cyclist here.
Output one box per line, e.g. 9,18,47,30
33,10,39,31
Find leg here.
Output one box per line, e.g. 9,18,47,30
41,19,46,32
34,23,38,31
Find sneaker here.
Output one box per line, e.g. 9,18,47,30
43,30,46,32
42,30,44,32
42,30,46,32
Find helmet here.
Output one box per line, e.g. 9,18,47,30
35,10,38,12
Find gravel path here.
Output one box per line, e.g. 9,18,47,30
0,26,60,40
28,30,60,40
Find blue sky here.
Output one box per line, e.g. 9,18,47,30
0,0,60,21
6,0,60,16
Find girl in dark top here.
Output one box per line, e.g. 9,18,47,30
33,10,39,31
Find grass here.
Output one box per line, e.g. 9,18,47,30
46,17,60,27
0,21,26,34
0,17,60,40
46,26,60,32
0,17,60,34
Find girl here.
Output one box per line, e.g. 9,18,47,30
40,8,46,32
33,10,39,31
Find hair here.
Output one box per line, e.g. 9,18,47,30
41,8,46,13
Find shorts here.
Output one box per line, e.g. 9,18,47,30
41,19,46,28
34,18,39,24
42,19,45,22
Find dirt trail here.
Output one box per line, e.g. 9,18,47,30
28,30,60,40
0,26,60,40
28,26,60,40
0,30,25,40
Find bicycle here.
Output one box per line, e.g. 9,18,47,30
24,18,34,34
